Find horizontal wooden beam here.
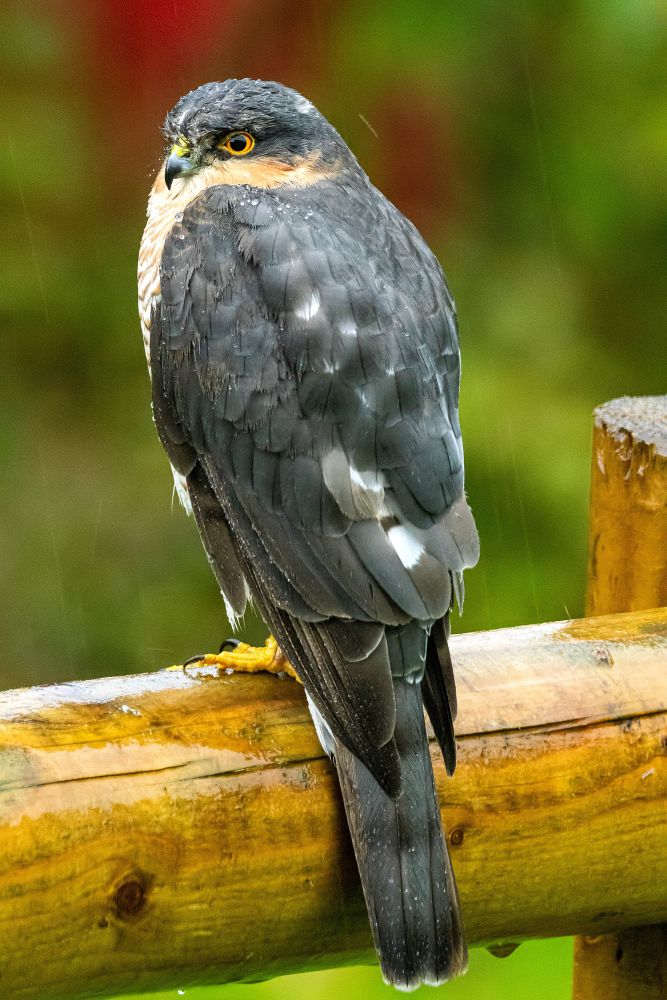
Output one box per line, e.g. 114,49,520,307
0,608,665,1000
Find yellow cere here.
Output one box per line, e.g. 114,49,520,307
170,138,190,158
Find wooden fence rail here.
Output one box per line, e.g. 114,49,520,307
0,606,665,1000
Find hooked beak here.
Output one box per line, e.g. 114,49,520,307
165,140,195,189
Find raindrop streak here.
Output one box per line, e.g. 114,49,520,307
8,135,50,324
37,445,74,670
358,113,379,139
504,415,541,623
88,497,105,570
466,372,499,626
521,42,563,283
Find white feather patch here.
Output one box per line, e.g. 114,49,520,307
306,693,335,757
222,576,253,632
295,95,315,115
350,466,384,494
170,464,192,515
222,593,242,631
322,450,386,519
387,525,425,569
295,290,321,321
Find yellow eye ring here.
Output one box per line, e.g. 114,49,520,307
218,131,255,156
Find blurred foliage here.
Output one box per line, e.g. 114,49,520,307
117,937,573,1000
0,1,664,998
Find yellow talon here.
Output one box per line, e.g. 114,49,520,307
173,636,301,682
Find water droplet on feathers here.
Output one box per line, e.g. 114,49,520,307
250,198,259,206
174,212,183,222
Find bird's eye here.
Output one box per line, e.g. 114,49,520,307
218,131,255,156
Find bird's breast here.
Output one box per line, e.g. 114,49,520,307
138,166,225,368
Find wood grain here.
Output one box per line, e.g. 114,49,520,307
0,608,665,1000
573,394,667,1000
586,395,667,616
573,928,667,999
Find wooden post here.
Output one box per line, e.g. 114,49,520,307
574,930,667,999
573,396,667,1000
586,395,667,616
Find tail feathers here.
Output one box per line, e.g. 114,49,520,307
422,616,457,776
335,678,467,990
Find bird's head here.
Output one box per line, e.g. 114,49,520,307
161,79,354,190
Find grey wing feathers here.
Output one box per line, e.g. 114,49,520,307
422,615,458,776
151,178,478,787
187,463,249,620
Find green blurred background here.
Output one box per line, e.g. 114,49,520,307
1,1,664,997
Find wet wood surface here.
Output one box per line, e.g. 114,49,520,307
573,396,667,998
0,607,666,1000
573,928,667,1000
586,395,667,617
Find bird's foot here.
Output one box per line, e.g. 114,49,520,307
181,635,300,682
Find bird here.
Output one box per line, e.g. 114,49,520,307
138,78,479,990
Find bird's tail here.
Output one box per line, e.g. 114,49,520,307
334,676,467,990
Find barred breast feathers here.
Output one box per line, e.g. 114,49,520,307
138,154,341,367
138,168,218,367
137,154,341,520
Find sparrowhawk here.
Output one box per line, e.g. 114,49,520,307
138,78,479,990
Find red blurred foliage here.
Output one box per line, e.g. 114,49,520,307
87,0,251,197
371,86,463,236
51,0,339,205
47,0,458,233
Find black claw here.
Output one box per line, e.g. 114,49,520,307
183,653,207,668
219,638,241,653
